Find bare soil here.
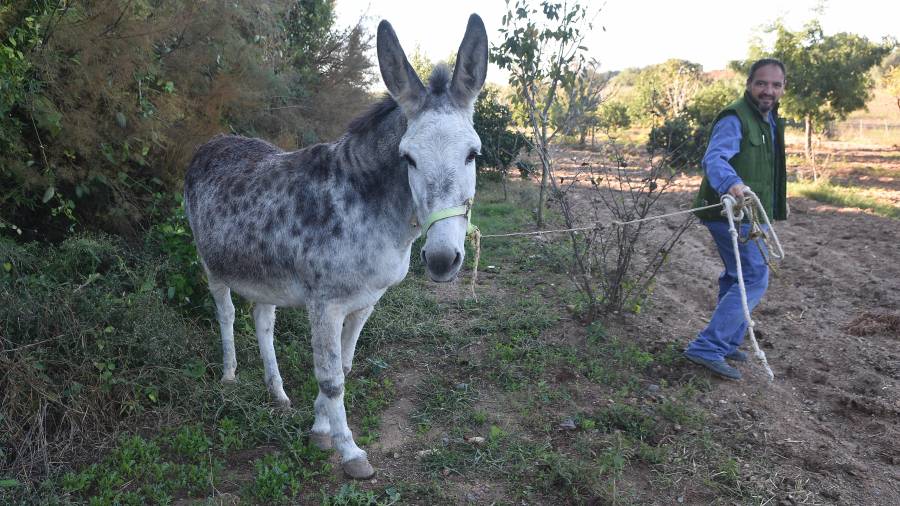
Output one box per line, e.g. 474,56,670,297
553,141,900,504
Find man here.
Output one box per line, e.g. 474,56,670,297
684,58,788,380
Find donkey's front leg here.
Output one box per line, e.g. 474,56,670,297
253,304,291,408
208,278,237,383
309,304,374,479
341,305,375,376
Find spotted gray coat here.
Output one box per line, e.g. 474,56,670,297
183,14,488,479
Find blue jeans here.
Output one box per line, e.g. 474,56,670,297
686,220,769,361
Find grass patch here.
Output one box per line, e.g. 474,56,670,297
789,179,899,218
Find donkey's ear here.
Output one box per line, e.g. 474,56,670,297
450,14,488,109
377,20,426,114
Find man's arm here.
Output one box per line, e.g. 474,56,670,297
702,114,749,200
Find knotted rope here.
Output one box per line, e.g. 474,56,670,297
721,190,783,381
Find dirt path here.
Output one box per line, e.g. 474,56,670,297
647,186,899,504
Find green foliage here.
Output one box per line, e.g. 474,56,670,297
752,19,894,127
628,59,706,124
789,178,900,219
1,0,374,239
55,433,223,504
648,115,705,170
884,64,900,112
251,453,300,504
493,0,593,226
146,193,205,310
596,100,631,130
647,78,741,170
0,233,218,483
321,483,401,506
473,86,528,176
407,45,437,81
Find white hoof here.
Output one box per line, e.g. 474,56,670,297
342,456,375,479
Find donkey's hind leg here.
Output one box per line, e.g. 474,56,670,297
253,304,291,408
208,278,237,383
340,305,375,376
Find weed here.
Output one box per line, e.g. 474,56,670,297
321,483,401,505
593,403,658,440
411,374,478,433
216,417,243,452
250,453,299,504
170,424,211,462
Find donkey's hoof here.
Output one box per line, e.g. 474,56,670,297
342,457,375,479
309,431,333,450
275,398,292,409
221,375,237,384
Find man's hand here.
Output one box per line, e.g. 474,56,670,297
727,183,751,202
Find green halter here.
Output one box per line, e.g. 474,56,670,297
420,198,478,236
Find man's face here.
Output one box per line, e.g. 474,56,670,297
747,64,786,113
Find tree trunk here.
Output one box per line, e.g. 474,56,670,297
804,115,813,162
537,158,548,227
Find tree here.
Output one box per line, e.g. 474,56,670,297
885,65,900,113
1,0,374,240
554,61,609,145
646,77,741,170
632,59,705,121
759,20,893,160
492,0,593,227
596,100,630,131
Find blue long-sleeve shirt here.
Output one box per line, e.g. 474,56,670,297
702,112,776,195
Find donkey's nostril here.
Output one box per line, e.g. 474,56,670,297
451,251,462,269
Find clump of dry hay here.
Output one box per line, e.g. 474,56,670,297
845,311,900,337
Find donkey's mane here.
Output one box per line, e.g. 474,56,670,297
428,64,451,95
346,63,453,136
347,94,398,135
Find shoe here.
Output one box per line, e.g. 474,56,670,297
725,350,748,362
682,352,742,380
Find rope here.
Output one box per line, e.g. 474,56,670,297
466,201,725,299
477,201,726,239
721,192,776,381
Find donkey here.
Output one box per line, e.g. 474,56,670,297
183,15,488,478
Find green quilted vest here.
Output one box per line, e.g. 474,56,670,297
693,93,787,222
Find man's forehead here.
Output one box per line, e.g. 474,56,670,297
753,66,785,82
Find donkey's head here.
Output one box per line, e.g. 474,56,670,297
377,14,488,282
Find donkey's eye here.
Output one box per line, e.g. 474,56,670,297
466,150,478,164
402,154,417,168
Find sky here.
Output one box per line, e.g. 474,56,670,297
334,0,899,85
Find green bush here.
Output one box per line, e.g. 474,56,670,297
0,0,374,240
596,100,631,130
473,86,529,179
647,80,741,170
647,114,706,170
146,193,206,311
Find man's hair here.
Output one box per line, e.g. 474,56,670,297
746,58,786,84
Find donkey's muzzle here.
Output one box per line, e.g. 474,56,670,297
421,247,463,282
